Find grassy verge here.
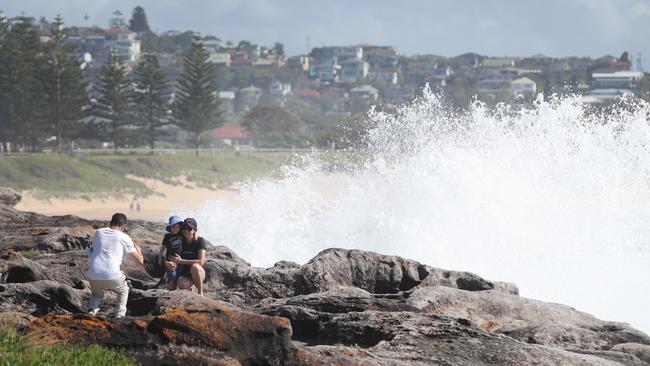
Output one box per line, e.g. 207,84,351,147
0,327,137,366
0,151,295,197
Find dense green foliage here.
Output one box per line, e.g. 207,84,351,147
94,51,134,149
0,15,87,152
128,6,150,33
243,104,310,148
133,54,169,153
175,38,223,155
0,327,137,366
40,15,87,152
2,17,44,150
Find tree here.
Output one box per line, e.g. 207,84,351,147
40,15,87,152
237,40,252,49
94,50,133,149
129,6,150,33
175,38,222,155
0,12,10,152
133,54,168,154
4,17,46,151
619,51,630,63
242,104,310,148
273,42,284,57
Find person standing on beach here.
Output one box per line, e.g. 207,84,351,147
171,218,207,295
159,215,184,290
86,213,144,318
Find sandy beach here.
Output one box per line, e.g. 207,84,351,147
15,175,241,222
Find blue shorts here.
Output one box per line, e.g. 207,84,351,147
165,265,184,283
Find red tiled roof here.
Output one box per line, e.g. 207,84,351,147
210,124,250,139
106,27,131,33
295,88,320,97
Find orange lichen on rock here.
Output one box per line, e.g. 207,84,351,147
480,320,500,331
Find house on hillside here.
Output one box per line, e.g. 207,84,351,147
363,46,399,68
266,81,292,106
114,31,141,63
369,67,399,84
219,91,236,113
591,71,643,90
349,85,379,112
208,53,231,68
210,124,253,148
287,55,310,72
339,58,369,82
450,52,481,71
202,39,222,53
236,85,263,112
511,77,537,96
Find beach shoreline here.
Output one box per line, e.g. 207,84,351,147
15,175,241,221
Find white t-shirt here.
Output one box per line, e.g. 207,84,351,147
86,227,136,281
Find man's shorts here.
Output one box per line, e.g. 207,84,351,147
165,264,184,283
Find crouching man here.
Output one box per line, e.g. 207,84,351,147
171,218,206,295
86,213,144,318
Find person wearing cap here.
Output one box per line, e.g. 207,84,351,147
171,218,207,295
86,213,144,318
159,215,185,290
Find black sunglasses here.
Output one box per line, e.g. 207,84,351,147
182,227,195,231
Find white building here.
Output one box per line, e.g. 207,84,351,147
218,91,236,113
267,81,292,106
369,68,399,84
310,56,340,82
511,77,537,95
339,58,369,82
591,71,644,89
113,31,141,63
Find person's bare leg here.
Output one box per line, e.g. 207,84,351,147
166,280,177,290
190,263,205,295
177,276,192,291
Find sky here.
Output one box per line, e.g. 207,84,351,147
2,0,650,68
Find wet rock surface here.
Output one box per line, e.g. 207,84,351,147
0,200,649,365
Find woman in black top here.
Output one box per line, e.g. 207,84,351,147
171,218,207,295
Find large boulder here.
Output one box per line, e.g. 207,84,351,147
260,295,647,365
203,259,300,300
0,225,94,253
27,298,297,366
34,250,156,289
0,187,21,206
297,248,516,295
406,286,650,351
0,280,84,315
0,249,51,283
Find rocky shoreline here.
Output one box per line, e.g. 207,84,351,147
1,187,649,365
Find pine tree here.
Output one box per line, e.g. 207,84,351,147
94,50,133,149
4,17,46,151
40,15,87,152
175,38,222,155
133,54,168,154
0,13,10,152
129,6,150,33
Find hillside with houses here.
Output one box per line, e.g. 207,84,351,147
1,7,649,152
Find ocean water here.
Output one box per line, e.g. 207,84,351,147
187,89,650,334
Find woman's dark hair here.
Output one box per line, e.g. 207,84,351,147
110,213,128,227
